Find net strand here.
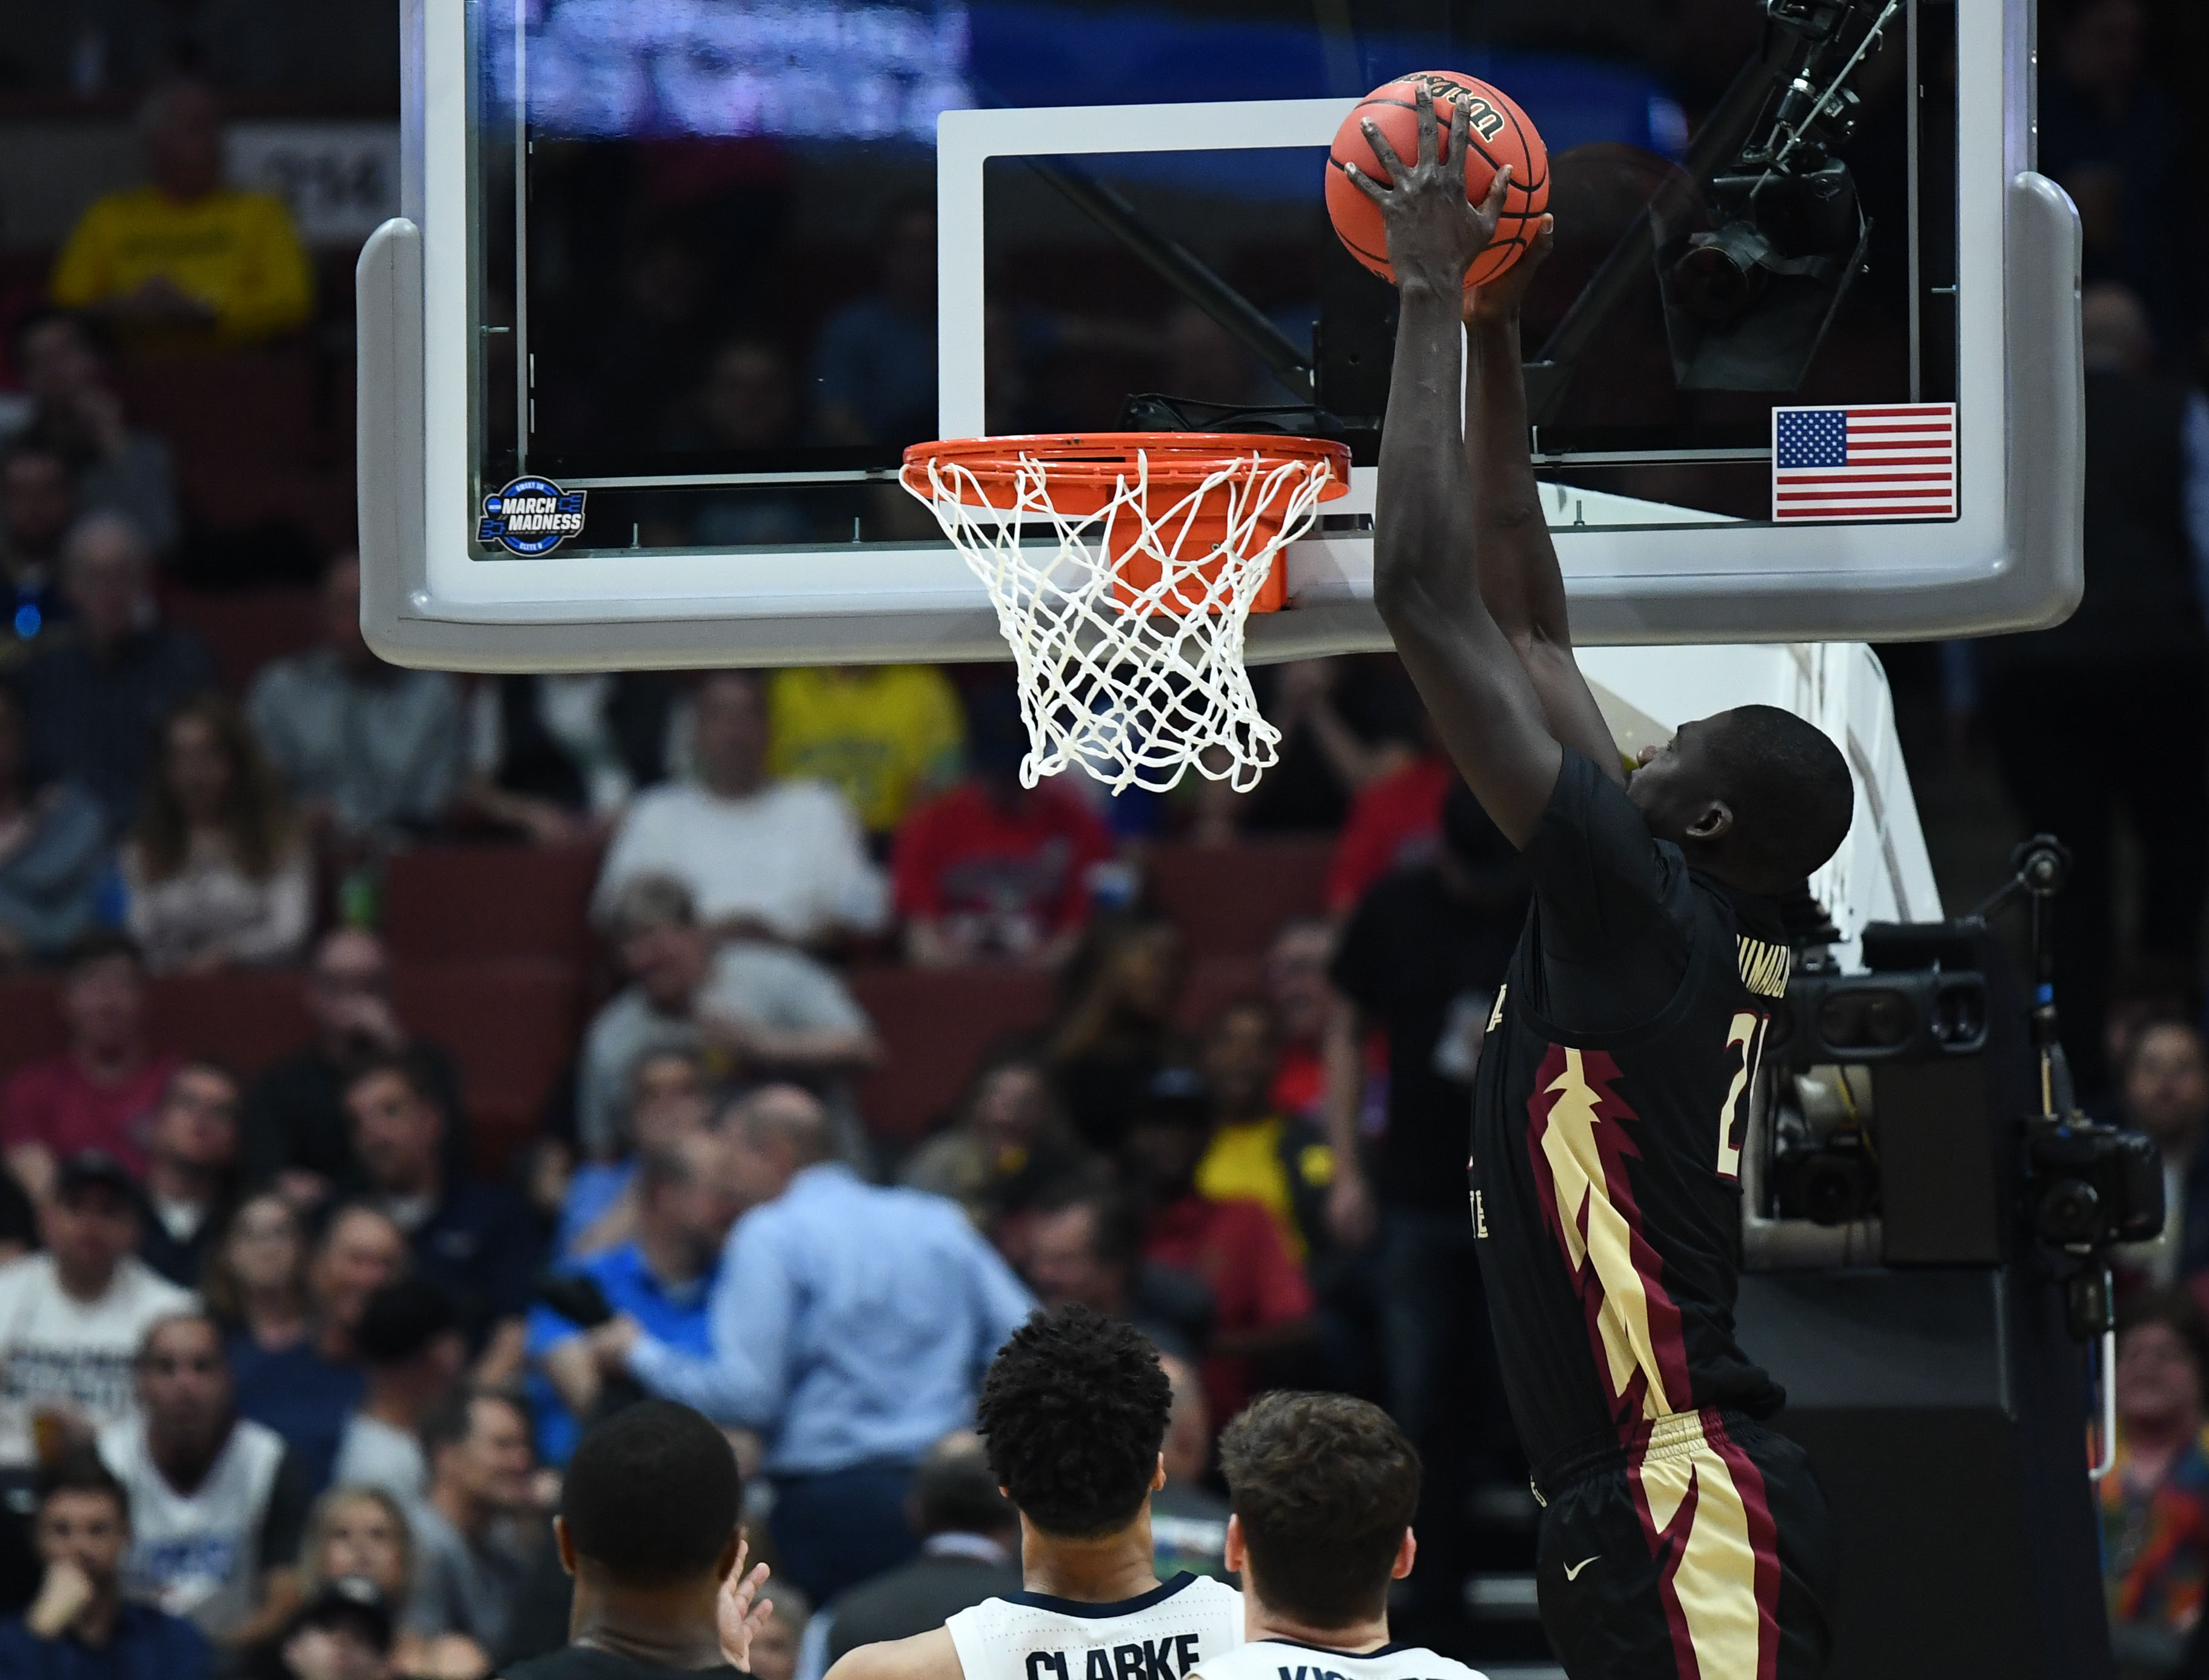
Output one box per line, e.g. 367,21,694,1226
906,447,1334,795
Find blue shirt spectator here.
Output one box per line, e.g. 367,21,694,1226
0,677,107,963
0,1600,210,1680
2,1453,211,1680
526,1132,729,1464
615,1087,1033,1605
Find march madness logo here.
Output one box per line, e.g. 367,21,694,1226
479,476,587,556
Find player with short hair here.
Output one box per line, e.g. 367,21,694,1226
1191,1391,1483,1680
506,1398,772,1680
1342,84,1843,1678
825,1305,1242,1680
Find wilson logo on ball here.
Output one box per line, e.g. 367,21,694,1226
1412,73,1506,142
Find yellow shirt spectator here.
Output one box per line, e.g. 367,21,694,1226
52,185,313,347
1196,1113,1334,1264
769,665,964,836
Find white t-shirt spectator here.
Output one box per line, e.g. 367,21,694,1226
99,1411,309,1639
576,941,875,1158
0,1253,193,1466
593,779,888,944
330,1410,427,1505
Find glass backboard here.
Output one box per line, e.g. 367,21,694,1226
359,0,2079,672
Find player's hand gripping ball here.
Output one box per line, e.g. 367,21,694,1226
1326,70,1549,288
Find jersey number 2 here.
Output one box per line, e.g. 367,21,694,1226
1717,1011,1770,1181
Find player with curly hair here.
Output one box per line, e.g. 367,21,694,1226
826,1305,1242,1680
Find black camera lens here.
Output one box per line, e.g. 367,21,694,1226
1817,987,1916,1050
2036,1179,2104,1248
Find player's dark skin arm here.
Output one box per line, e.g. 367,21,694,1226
1461,226,1626,785
1348,88,1562,847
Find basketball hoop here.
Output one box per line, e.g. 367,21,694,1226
900,433,1351,795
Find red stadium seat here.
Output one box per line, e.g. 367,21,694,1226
383,844,603,964
0,978,65,1075
147,970,314,1071
392,958,583,1172
1172,953,1264,1036
847,966,1058,1144
1146,839,1334,961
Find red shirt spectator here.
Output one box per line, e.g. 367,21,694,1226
893,781,1112,967
1128,1067,1314,1427
1325,754,1455,915
1,932,178,1193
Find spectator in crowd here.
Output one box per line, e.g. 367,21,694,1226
18,513,215,827
1323,730,1456,917
123,695,311,973
1965,284,2208,1098
1325,782,1522,1410
750,1585,810,1680
49,77,313,350
595,671,887,948
6,311,178,555
529,1130,730,1467
341,1055,536,1378
556,1047,711,1261
579,875,878,1163
810,201,938,448
680,339,816,547
530,1402,770,1680
593,1084,1035,1604
1124,1068,1314,1428
901,1058,1091,1264
0,1164,34,1263
892,682,1114,968
247,555,464,844
230,1203,405,1497
0,1151,195,1468
136,1061,242,1288
1194,658,1426,844
266,1576,398,1680
2104,1290,2209,1676
0,1453,211,1677
331,1279,465,1507
817,1429,1019,1667
1021,1184,1208,1364
407,1388,539,1664
767,664,964,842
0,932,176,1196
242,928,471,1206
0,441,79,645
1149,1355,1229,1579
99,1312,310,1649
1192,1000,1331,1267
2039,0,2190,356
1261,918,1338,1128
289,1484,488,1680
0,675,109,964
464,672,678,847
204,1193,310,1376
1046,913,1187,1153
2116,1020,2209,1291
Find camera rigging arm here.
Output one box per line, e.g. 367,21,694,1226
1525,0,1902,417
1973,836,2167,1481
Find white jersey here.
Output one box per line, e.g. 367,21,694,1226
947,1573,1245,1680
0,1253,193,1467
99,1412,289,1639
1190,1638,1488,1680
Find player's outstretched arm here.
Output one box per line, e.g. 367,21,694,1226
1347,86,1562,847
1462,227,1625,784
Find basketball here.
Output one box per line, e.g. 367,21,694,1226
1325,70,1550,288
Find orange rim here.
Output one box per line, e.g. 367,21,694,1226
901,432,1353,494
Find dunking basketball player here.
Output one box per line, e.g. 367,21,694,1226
1341,87,1846,1678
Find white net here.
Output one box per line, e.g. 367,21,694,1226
903,444,1338,795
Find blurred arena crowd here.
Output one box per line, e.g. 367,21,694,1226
1,2,2209,1678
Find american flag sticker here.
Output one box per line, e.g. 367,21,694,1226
1771,404,1957,521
